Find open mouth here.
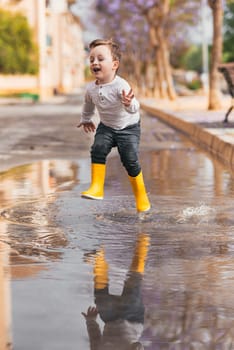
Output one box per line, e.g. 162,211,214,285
93,67,101,73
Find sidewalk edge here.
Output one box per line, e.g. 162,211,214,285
141,103,234,169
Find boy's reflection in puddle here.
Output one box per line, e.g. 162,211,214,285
82,233,150,350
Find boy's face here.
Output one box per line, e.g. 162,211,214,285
89,45,119,84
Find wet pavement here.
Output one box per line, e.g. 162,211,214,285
1,97,234,349
141,95,234,170
0,94,90,172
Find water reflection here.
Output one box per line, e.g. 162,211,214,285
82,233,150,350
0,159,82,274
144,258,234,349
0,240,12,350
140,148,234,199
0,160,82,349
0,160,79,207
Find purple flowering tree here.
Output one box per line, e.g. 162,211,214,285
95,0,200,100
95,0,151,95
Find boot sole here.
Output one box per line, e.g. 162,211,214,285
81,194,103,200
137,205,151,213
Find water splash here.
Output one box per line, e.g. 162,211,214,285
176,203,215,224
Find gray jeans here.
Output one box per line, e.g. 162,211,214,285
91,122,141,177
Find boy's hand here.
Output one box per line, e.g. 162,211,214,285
82,306,98,321
77,122,96,133
122,88,134,107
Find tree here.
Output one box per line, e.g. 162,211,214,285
0,9,38,74
223,1,234,62
96,0,200,100
142,0,177,100
208,0,223,109
96,0,152,93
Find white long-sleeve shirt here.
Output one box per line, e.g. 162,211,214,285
81,75,140,130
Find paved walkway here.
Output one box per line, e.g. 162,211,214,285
140,95,234,170
1,93,234,170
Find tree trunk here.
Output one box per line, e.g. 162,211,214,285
208,0,223,110
148,26,165,98
156,46,168,99
156,26,177,100
146,2,177,101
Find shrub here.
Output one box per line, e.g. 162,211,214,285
0,9,39,74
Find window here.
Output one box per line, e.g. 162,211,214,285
46,34,53,47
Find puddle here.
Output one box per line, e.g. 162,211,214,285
1,119,234,348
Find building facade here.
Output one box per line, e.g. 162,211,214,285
0,0,85,99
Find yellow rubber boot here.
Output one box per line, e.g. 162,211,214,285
130,234,150,273
129,171,151,212
81,163,106,200
93,248,109,290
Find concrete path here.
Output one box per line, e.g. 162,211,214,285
1,93,234,172
140,95,234,170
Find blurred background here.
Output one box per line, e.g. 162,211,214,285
0,0,233,109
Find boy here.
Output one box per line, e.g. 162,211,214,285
77,39,150,212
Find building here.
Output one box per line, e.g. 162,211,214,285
0,0,85,100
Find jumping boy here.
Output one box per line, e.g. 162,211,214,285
77,39,150,212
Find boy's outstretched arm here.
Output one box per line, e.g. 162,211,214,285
78,89,96,133
82,306,101,350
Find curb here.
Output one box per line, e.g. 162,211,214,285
141,102,234,170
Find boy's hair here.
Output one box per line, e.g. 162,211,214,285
89,38,121,62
